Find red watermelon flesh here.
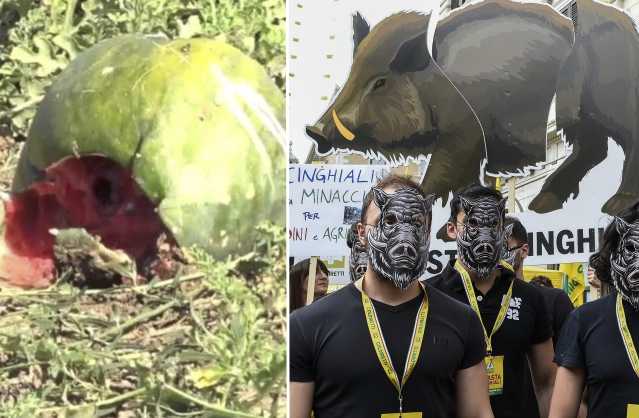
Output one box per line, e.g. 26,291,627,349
1,156,170,288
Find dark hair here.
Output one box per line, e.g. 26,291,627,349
346,222,358,249
449,183,503,221
505,216,528,245
360,174,425,223
289,258,330,312
530,275,553,288
589,200,639,284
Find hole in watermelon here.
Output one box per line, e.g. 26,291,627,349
93,177,114,207
1,155,174,288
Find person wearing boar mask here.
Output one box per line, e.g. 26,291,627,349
290,175,494,418
346,222,368,282
429,184,555,418
550,201,639,417
504,216,574,348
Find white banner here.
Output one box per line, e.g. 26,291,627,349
289,164,614,282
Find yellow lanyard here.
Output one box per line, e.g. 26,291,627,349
360,281,429,416
454,260,514,355
616,293,639,379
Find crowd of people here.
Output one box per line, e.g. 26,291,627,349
289,174,639,418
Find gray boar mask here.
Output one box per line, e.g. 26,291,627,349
456,196,507,279
350,239,369,282
500,223,517,268
366,187,435,289
346,223,368,281
610,217,639,310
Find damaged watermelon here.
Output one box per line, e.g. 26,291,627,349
1,35,285,288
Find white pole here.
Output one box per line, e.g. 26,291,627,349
508,177,517,213
306,256,318,306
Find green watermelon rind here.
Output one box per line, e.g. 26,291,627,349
12,34,286,258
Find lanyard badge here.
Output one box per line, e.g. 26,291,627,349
455,260,513,395
359,279,428,417
616,293,639,379
616,294,639,417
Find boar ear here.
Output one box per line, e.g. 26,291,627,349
422,194,436,211
459,196,473,216
390,30,430,73
498,198,508,217
372,187,389,211
504,223,514,240
614,216,631,237
353,12,370,57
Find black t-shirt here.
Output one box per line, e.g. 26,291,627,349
535,285,574,346
289,281,486,418
555,293,639,417
428,261,553,418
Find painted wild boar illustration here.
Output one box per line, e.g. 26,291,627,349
306,10,484,204
530,0,639,215
306,0,574,206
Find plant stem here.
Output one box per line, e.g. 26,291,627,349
221,376,237,407
66,299,182,348
162,384,260,418
269,393,279,418
38,388,146,413
64,0,79,32
97,387,147,407
97,299,181,341
85,272,205,295
9,95,45,115
0,361,46,373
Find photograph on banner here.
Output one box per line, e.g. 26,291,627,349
288,0,639,292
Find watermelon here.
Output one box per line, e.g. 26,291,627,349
2,34,285,288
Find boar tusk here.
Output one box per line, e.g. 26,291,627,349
332,109,355,141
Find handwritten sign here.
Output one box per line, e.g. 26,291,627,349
289,165,390,255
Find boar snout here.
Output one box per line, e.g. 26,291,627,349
305,124,333,154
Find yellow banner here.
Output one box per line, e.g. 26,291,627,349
560,263,585,307
522,266,564,289
522,265,585,307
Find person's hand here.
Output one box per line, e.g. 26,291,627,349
587,267,601,289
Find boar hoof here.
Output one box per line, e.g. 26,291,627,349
528,191,564,214
602,192,638,216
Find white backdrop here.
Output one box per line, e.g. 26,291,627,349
290,160,619,280
288,1,623,282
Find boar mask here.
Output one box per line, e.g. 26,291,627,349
456,196,507,279
347,222,368,282
350,239,369,282
610,217,639,310
366,187,434,289
500,224,518,268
